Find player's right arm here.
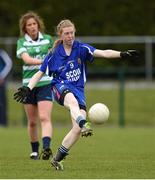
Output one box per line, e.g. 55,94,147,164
16,39,42,65
21,52,42,65
14,54,49,103
28,52,52,90
13,70,45,103
28,70,44,90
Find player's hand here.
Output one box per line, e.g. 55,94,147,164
120,50,140,59
13,86,31,103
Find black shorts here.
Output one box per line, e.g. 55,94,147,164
24,84,53,105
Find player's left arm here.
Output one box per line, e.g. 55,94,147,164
93,49,140,59
93,49,121,58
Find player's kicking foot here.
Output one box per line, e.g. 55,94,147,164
51,158,64,170
30,152,39,160
40,148,53,160
81,122,93,137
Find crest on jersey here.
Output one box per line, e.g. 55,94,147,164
35,47,40,53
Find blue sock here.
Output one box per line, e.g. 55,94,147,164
42,137,51,150
31,141,39,153
76,115,86,128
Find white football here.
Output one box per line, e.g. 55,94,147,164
88,103,110,124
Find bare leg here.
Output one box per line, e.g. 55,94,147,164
62,109,86,149
24,104,40,159
24,104,38,142
51,108,86,170
38,100,53,138
37,100,53,159
64,92,85,121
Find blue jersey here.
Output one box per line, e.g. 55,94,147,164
40,40,96,88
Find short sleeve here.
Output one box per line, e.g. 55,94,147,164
40,52,53,76
81,43,96,62
16,39,27,59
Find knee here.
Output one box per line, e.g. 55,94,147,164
39,113,50,124
28,120,37,128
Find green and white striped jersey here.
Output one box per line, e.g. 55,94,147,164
16,32,53,87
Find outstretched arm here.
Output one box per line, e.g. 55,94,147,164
93,49,140,59
93,49,121,58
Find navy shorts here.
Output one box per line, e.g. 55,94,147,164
52,83,86,111
24,84,53,105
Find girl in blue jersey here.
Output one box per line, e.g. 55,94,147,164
14,19,139,170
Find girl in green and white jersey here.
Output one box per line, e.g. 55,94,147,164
16,11,53,160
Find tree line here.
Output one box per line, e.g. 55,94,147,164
1,0,155,79
1,0,155,36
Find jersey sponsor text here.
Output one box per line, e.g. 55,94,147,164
66,68,81,82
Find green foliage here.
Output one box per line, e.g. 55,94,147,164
1,0,152,78
1,0,155,36
0,127,155,178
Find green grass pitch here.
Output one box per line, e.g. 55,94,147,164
1,85,155,178
0,126,155,178
8,87,155,126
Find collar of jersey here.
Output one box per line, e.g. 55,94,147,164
57,40,79,57
25,32,43,42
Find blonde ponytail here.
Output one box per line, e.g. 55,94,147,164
52,39,63,50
